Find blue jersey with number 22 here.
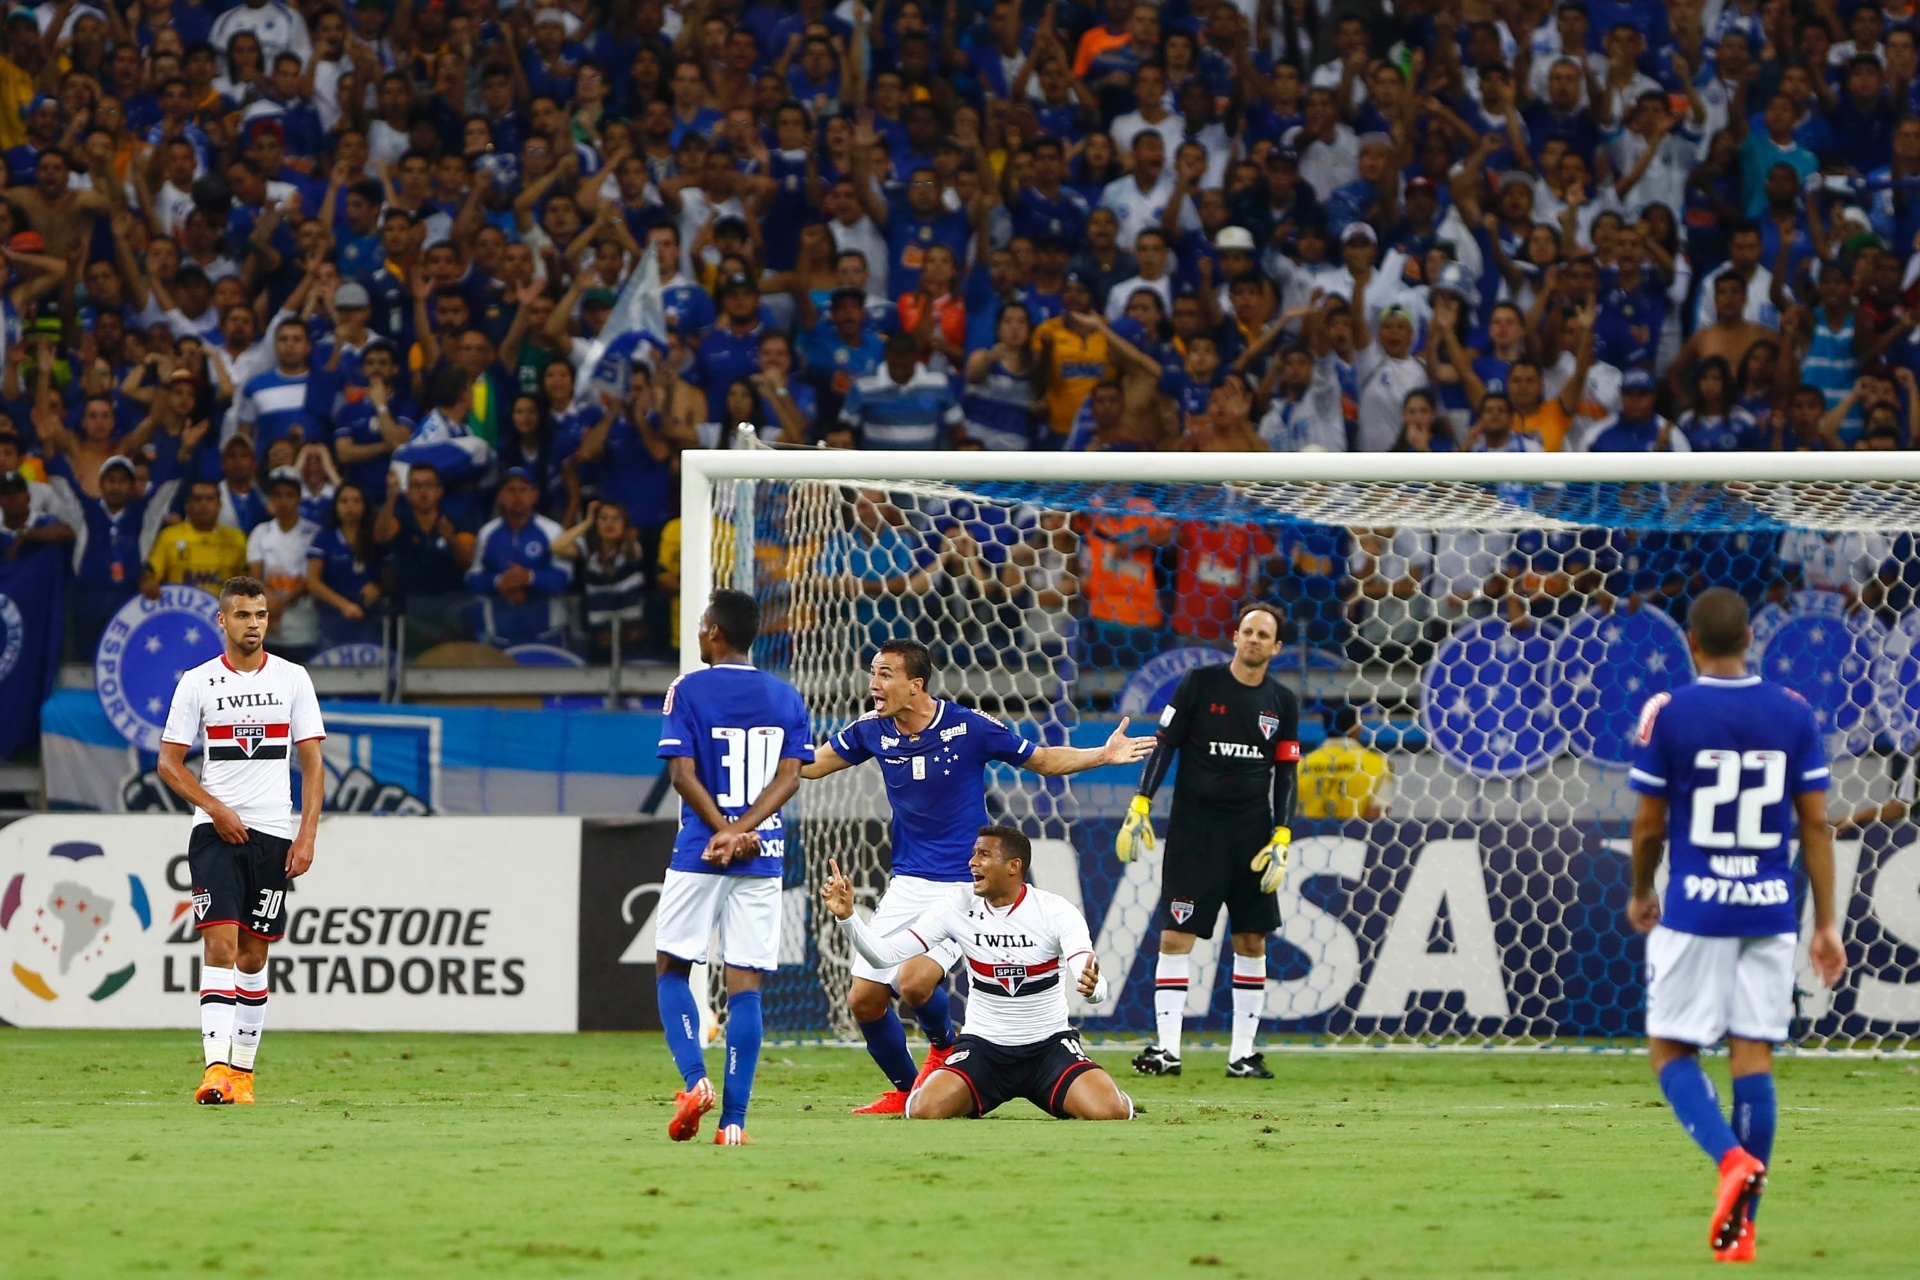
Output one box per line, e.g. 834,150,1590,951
657,663,816,877
1628,674,1828,937
830,701,1036,881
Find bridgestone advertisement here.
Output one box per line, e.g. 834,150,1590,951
0,815,580,1032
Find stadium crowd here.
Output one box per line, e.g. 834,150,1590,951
0,0,1916,664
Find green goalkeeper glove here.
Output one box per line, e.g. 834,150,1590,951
1116,794,1156,863
1251,826,1293,894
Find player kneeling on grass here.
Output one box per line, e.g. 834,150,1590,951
156,576,326,1106
820,828,1134,1121
1626,587,1847,1264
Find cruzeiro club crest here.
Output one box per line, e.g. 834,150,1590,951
94,586,225,752
0,590,23,683
0,841,151,1003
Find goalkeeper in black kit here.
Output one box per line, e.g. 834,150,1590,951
1117,603,1300,1079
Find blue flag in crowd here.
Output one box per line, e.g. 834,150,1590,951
0,547,68,758
576,247,667,408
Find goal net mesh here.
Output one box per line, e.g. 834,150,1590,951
703,472,1920,1050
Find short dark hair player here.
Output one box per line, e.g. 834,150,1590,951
156,576,327,1106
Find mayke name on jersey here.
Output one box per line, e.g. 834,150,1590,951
1678,875,1791,907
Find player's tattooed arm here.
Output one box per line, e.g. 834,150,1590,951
800,741,854,780
1026,717,1156,776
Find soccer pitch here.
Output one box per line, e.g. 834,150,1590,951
2,1032,1913,1279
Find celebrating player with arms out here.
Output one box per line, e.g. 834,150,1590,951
157,576,326,1106
1627,588,1847,1263
654,590,813,1145
1118,603,1300,1080
804,639,1154,1114
821,828,1134,1121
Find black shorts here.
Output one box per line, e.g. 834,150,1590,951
935,1030,1100,1118
1156,797,1280,939
188,824,293,940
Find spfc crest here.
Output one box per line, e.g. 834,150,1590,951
992,964,1030,995
1170,899,1195,925
232,724,267,756
1258,713,1278,741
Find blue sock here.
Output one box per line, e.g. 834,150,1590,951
858,1008,918,1090
655,970,708,1090
1658,1057,1740,1165
914,980,955,1049
720,990,763,1129
1732,1073,1777,1218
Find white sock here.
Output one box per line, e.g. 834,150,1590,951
231,966,268,1072
1153,953,1189,1059
1230,953,1266,1062
200,965,236,1067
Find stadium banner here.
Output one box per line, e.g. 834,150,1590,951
0,815,579,1031
1067,817,1920,1041
39,689,669,817
0,548,66,760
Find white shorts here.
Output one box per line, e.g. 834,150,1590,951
654,870,782,972
1645,926,1797,1046
849,875,970,987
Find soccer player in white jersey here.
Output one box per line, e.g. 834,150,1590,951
821,828,1134,1121
803,639,1153,1113
157,575,326,1106
1626,587,1846,1262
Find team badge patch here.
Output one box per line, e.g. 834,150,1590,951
191,891,211,920
1170,899,1195,925
1258,713,1279,741
232,724,266,757
945,1050,969,1065
992,964,1031,995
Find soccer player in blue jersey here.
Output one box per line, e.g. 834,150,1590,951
1627,587,1847,1262
654,589,815,1145
802,638,1154,1113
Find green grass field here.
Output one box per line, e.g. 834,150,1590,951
2,1032,1915,1279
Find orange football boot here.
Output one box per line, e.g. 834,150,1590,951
667,1078,715,1142
910,1044,956,1093
851,1089,909,1115
713,1124,752,1145
194,1064,232,1105
1710,1150,1767,1252
227,1070,255,1105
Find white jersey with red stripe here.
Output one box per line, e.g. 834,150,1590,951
161,652,326,838
836,883,1104,1045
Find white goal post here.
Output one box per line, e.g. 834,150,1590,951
677,447,1920,1048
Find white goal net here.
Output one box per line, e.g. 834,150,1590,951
681,449,1920,1050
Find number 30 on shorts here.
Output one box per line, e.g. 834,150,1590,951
254,890,284,919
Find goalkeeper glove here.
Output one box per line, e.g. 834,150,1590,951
1116,794,1156,863
1251,826,1293,894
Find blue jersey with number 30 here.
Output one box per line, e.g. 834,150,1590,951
829,701,1037,881
657,663,815,877
1628,674,1828,937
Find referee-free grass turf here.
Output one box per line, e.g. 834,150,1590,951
1,1032,1914,1279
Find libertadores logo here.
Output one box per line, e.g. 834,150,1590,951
0,841,153,1002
